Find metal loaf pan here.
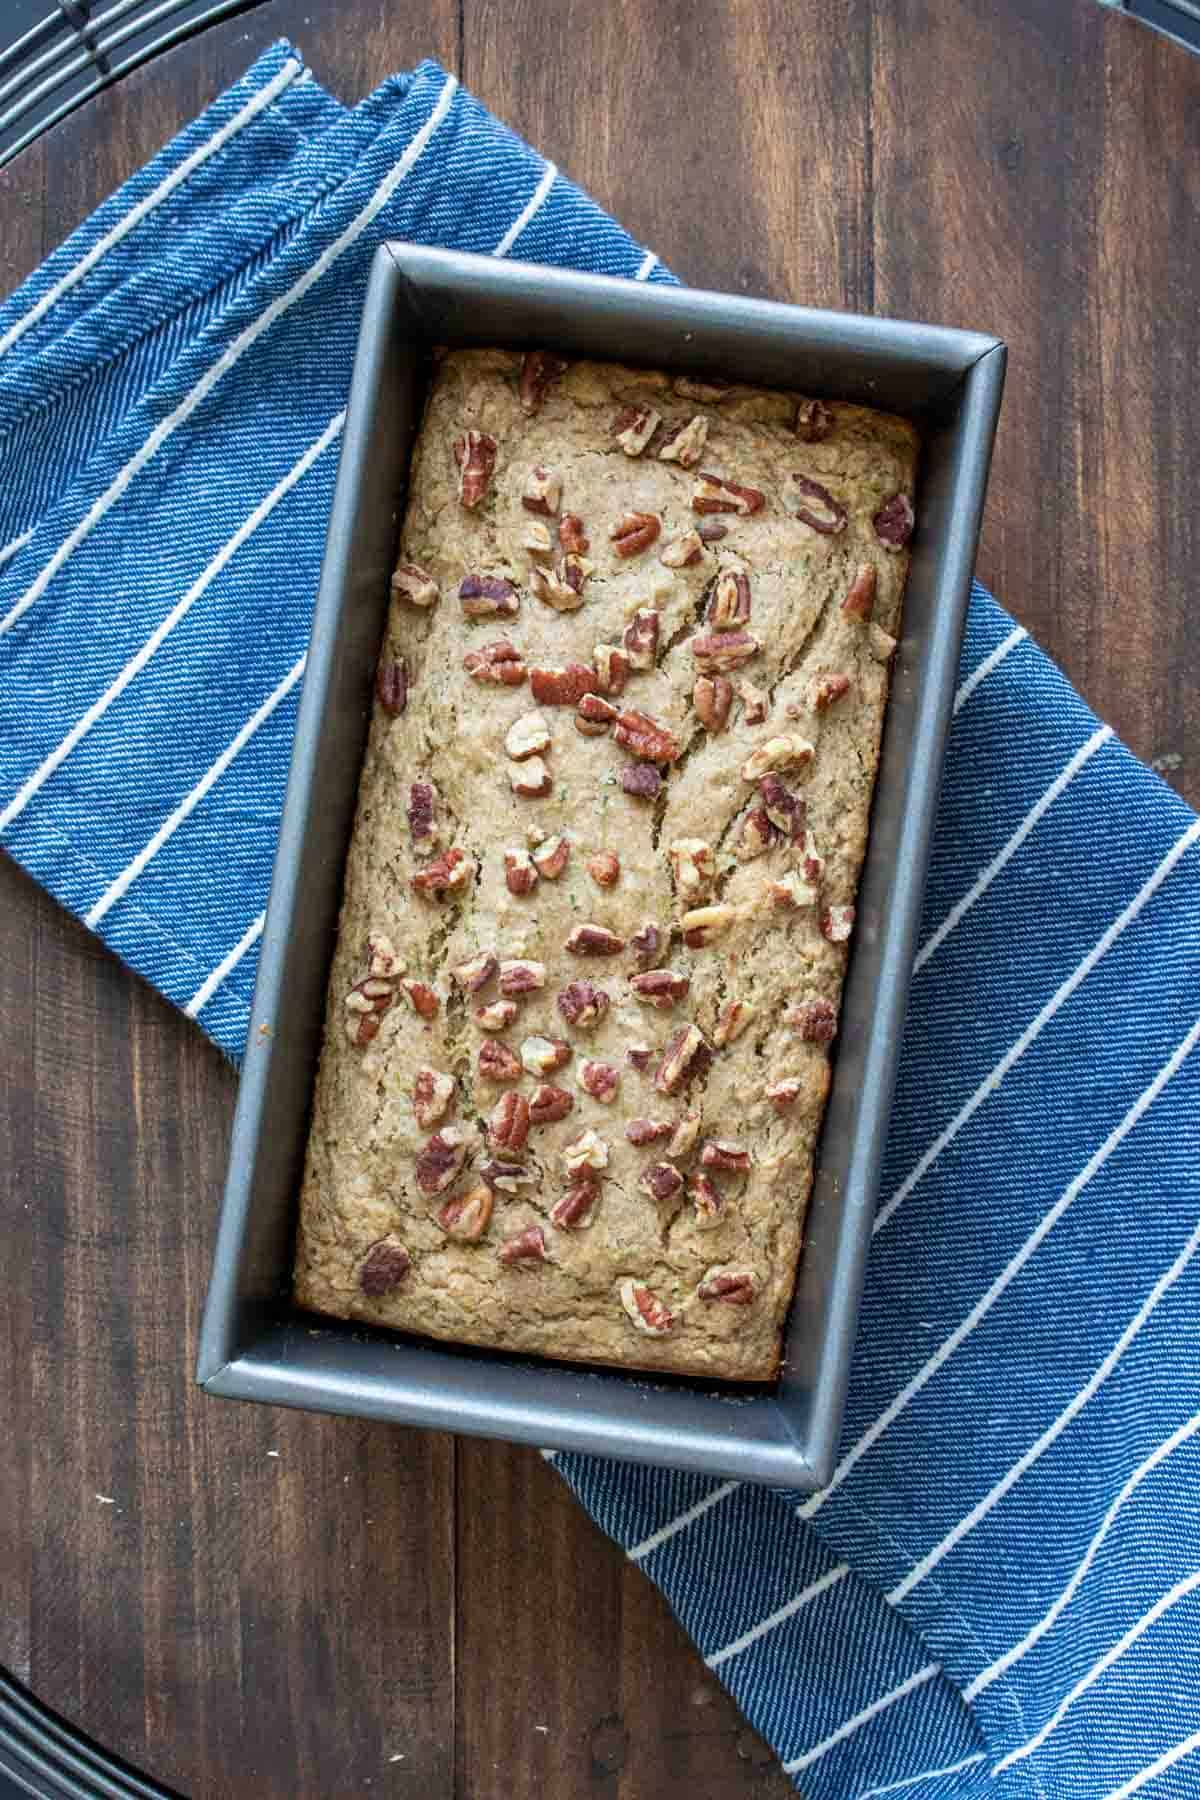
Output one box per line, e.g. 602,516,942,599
197,244,1004,1489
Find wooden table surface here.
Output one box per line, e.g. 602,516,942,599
1,3,1197,1795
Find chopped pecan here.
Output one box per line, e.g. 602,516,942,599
532,834,570,879
868,623,897,663
658,414,709,467
693,673,733,732
453,430,497,509
760,773,806,840
437,1183,493,1240
821,905,855,944
498,959,546,996
460,574,519,619
766,1077,803,1110
488,1091,530,1154
557,980,610,1029
509,757,552,798
667,1111,702,1158
673,374,729,403
613,708,680,764
698,1268,756,1303
529,663,597,705
498,1224,547,1266
667,837,715,899
504,711,552,761
401,978,440,1019
518,350,568,415
613,404,661,455
565,923,625,956
622,609,660,670
620,1279,675,1335
503,848,539,895
452,950,498,993
576,692,618,735
411,846,475,898
691,630,761,673
562,1127,609,1173
550,1173,600,1230
529,563,585,612
701,1139,751,1173
741,735,814,781
407,781,437,852
713,999,755,1046
659,529,705,568
376,657,408,716
842,563,877,621
630,969,690,1009
475,999,519,1032
521,465,562,516
359,1239,410,1297
697,519,729,543
629,921,661,964
529,1082,574,1124
587,850,621,887
560,553,591,596
391,562,438,607
558,513,589,553
794,397,833,441
591,643,630,697
522,519,554,560
620,762,662,799
344,975,395,1046
480,1159,536,1194
691,471,765,515
708,570,752,628
578,1059,620,1103
365,931,401,978
654,1023,710,1094
690,1171,724,1229
626,1117,673,1146
788,997,838,1044
610,511,661,557
477,1040,523,1084
783,473,847,534
682,903,737,947
873,492,915,550
639,1161,683,1203
739,678,769,724
464,639,526,685
415,1126,469,1196
626,1043,654,1072
520,1035,572,1075
770,870,819,909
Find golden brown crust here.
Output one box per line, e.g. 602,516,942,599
293,350,918,1382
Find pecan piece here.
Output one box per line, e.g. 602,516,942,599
576,693,618,736
464,639,526,685
673,374,729,403
626,1043,654,1072
480,1159,536,1194
531,833,570,879
708,570,752,628
578,1059,620,1103
557,980,610,1029
654,1024,710,1094
504,711,552,761
639,1161,684,1203
587,850,621,887
873,492,916,550
682,903,737,947
691,471,765,515
760,773,806,841
691,630,761,673
610,511,661,557
658,414,709,467
591,643,630,698
530,663,597,705
520,1035,572,1075
741,735,814,781
376,657,408,716
498,1224,548,1266
690,1172,725,1229
344,976,395,1046
475,999,519,1032
629,921,661,964
407,781,437,852
613,708,680,764
509,757,553,798
630,969,690,1009
521,465,562,516
626,1118,673,1146
453,430,498,509
698,1268,757,1304
401,978,440,1019
770,871,819,909
788,998,838,1045
821,904,855,944
558,512,589,554
659,529,705,568
697,519,729,543
565,923,625,956
411,846,475,898
868,623,898,663
766,1078,803,1110
528,563,584,612
701,1139,751,1173
620,1279,675,1335
452,950,498,994
365,931,401,978
529,1082,574,1124
667,1111,702,1158
794,397,834,442
391,562,438,607
842,563,878,621
739,678,769,724
488,1091,530,1154
562,1127,609,1173
498,959,546,996
693,674,733,732
503,848,538,895
477,1041,523,1084
550,1174,600,1230
621,608,660,670
518,350,568,415
415,1126,469,1196
783,473,847,534
713,999,755,1047
359,1239,410,1297
613,405,661,455
522,519,554,560
620,762,662,800
437,1184,493,1241
460,574,519,619
667,837,715,899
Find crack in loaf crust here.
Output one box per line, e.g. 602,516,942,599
293,348,918,1382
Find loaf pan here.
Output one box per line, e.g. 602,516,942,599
197,244,1004,1489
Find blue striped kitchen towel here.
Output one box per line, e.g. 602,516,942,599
1,42,1197,1800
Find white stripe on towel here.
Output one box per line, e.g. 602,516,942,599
626,1479,739,1562
784,1664,941,1777
185,910,266,1018
707,1564,849,1670
1101,1729,1200,1799
953,624,1026,713
0,531,33,569
853,1751,987,1799
492,162,557,256
634,250,657,280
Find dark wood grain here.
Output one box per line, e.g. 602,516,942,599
1,1,1197,1796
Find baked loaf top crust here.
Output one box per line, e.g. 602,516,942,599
293,349,918,1381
